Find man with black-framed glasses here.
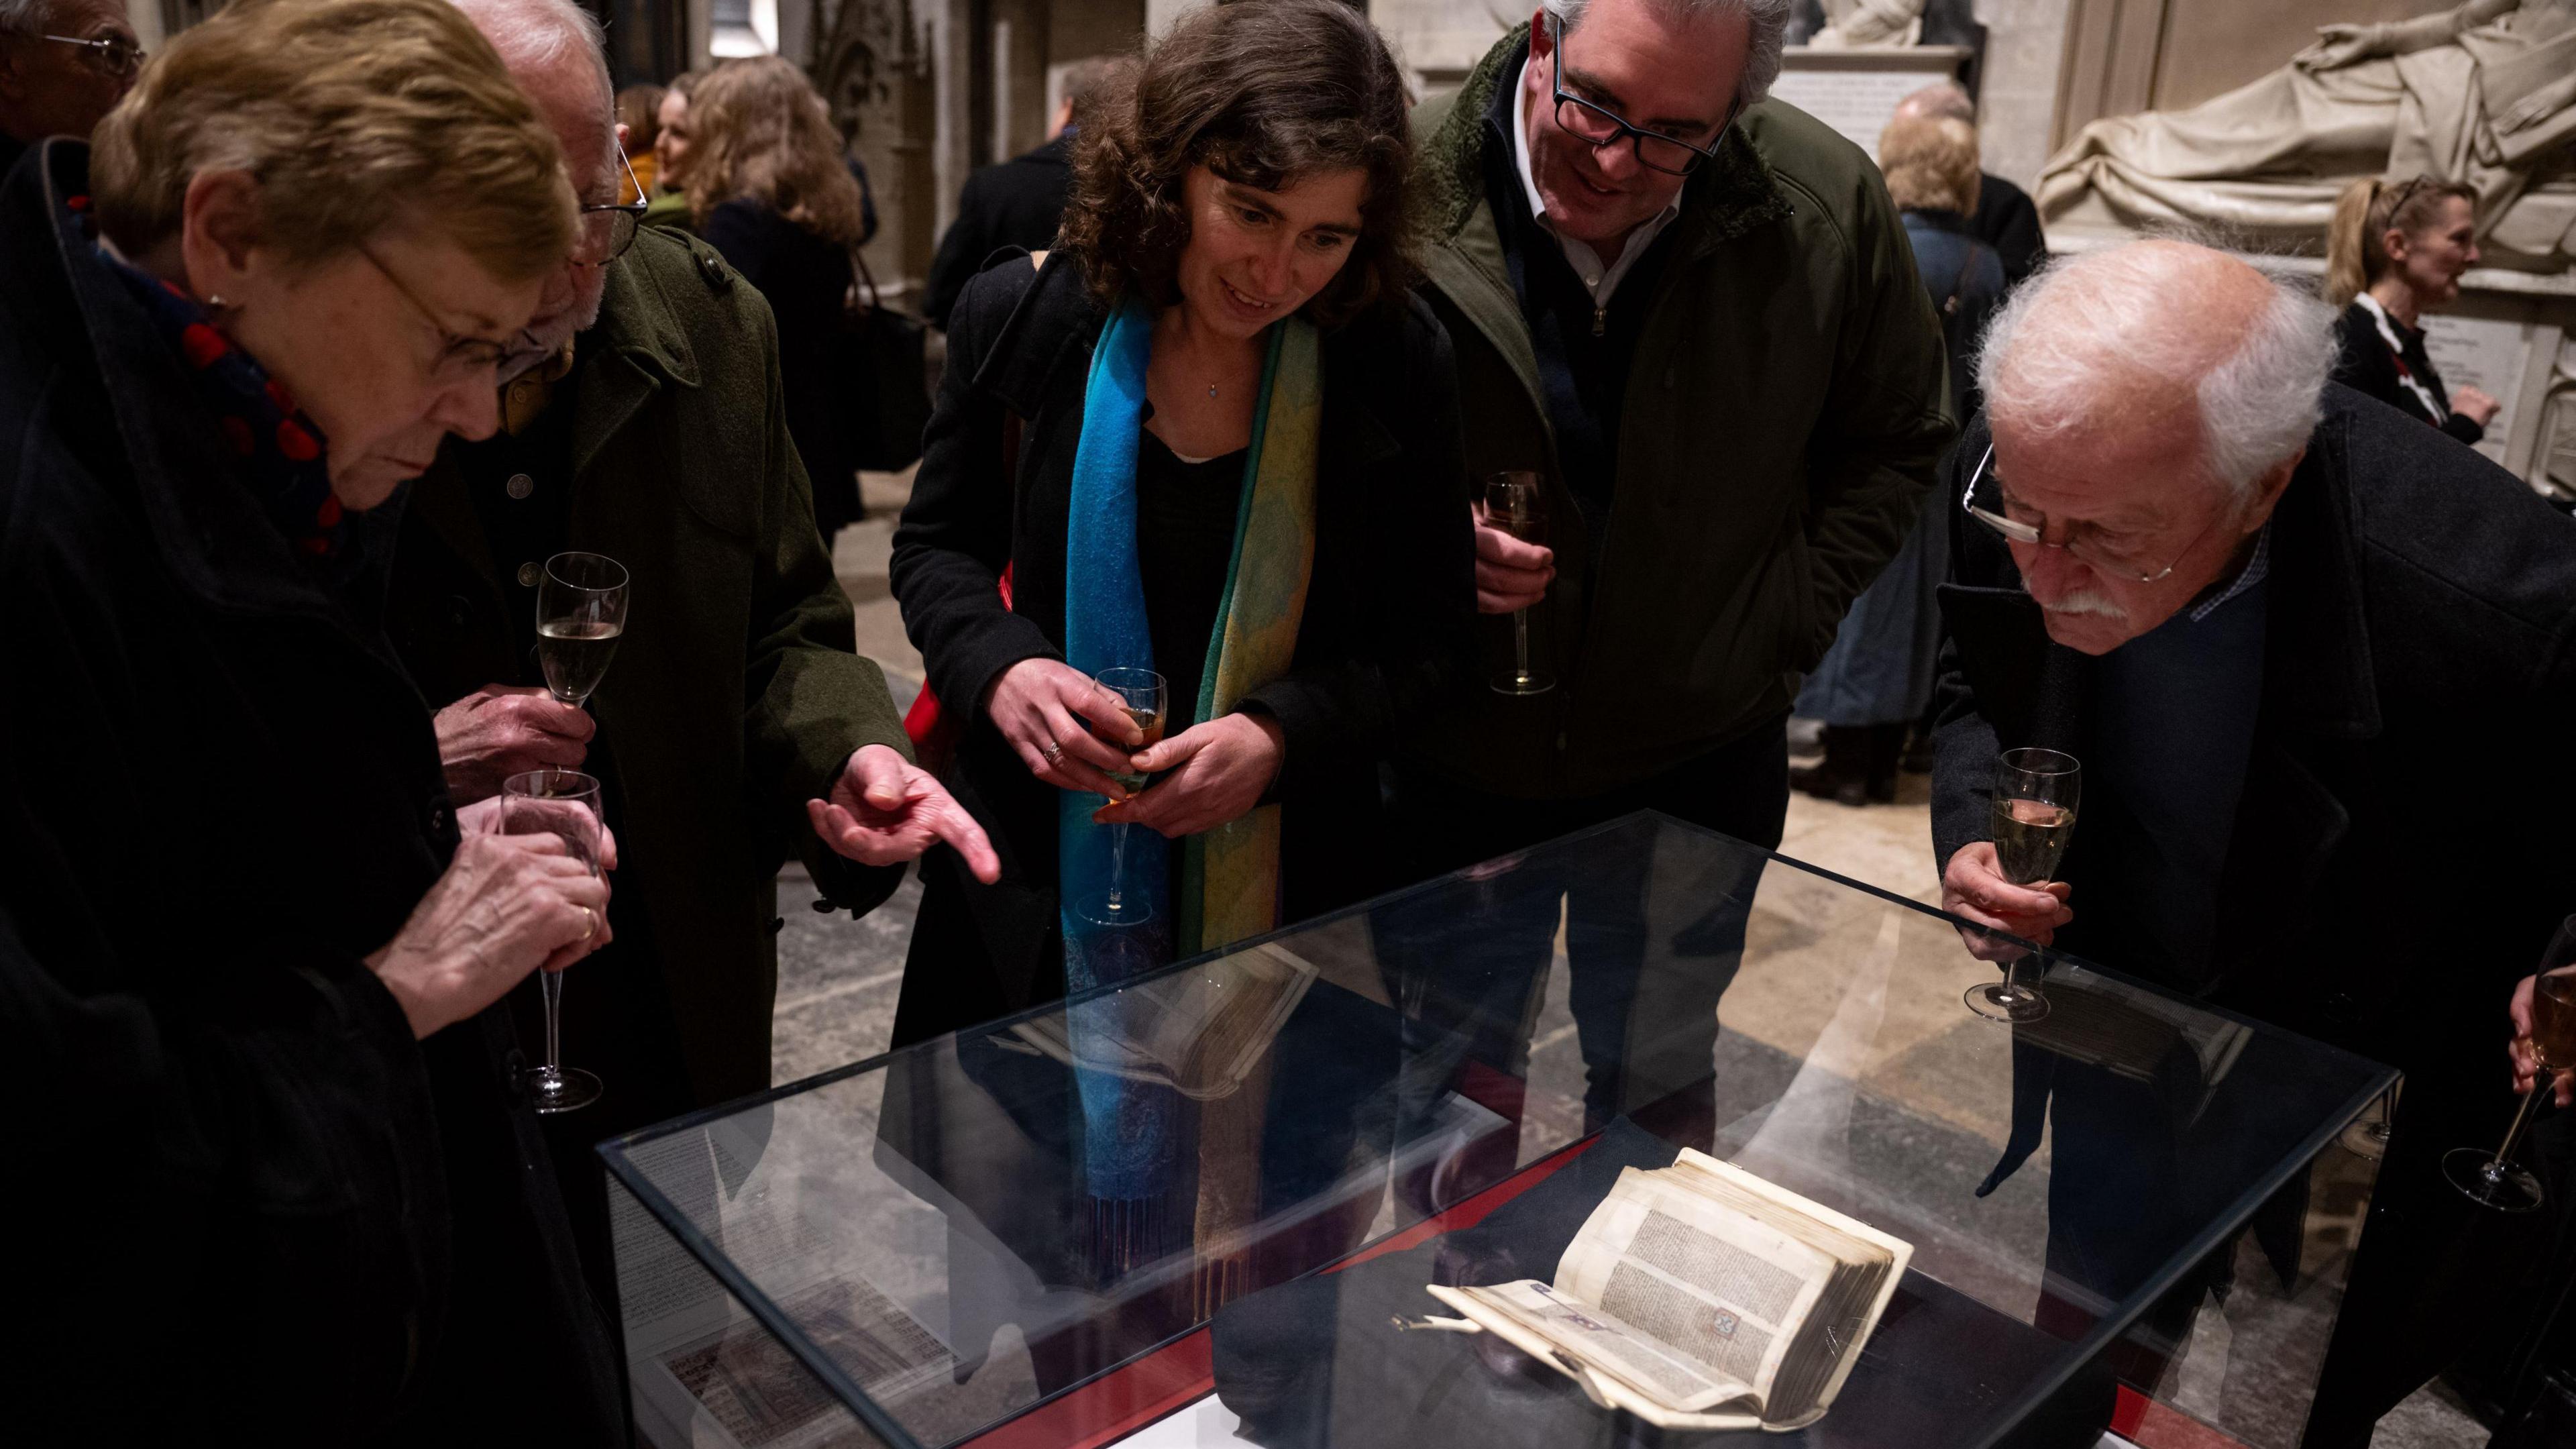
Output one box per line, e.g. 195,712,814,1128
0,0,138,176
1381,0,1948,1163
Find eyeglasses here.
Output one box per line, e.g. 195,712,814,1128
576,147,651,266
358,244,515,388
1960,445,2226,584
1546,15,1734,178
43,32,146,80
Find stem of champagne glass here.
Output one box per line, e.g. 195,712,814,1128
2487,1074,2550,1174
542,969,566,1073
1107,821,1130,911
1513,608,1531,685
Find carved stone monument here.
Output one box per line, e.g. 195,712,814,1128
2036,0,2576,495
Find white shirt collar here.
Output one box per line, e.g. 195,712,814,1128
1511,56,1683,309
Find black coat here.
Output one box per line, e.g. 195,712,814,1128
1971,171,2047,286
923,135,1075,331
1929,386,2576,1439
888,253,1474,1042
2332,297,2485,447
700,199,865,535
0,144,619,1441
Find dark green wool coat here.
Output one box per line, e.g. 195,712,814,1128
1412,28,1956,798
386,226,908,1113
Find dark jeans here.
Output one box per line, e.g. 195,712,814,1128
1371,718,1788,1199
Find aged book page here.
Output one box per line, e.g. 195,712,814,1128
1421,1152,1915,1431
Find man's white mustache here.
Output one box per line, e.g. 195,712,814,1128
2040,590,2128,619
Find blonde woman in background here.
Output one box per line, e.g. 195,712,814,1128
0,0,629,1440
2326,173,2503,447
685,54,873,537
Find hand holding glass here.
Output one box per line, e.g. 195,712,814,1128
501,768,606,1113
1484,473,1554,696
1074,667,1169,928
537,552,629,707
1966,749,2080,1024
2445,942,2576,1213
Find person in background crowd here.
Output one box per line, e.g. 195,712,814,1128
0,0,140,172
1791,113,2002,806
683,54,873,539
1891,79,2046,285
2326,173,2502,447
889,0,1471,1046
614,80,661,201
1,0,624,1437
645,66,697,229
1930,238,2576,1449
388,0,994,1304
1383,0,1949,1154
924,54,1128,330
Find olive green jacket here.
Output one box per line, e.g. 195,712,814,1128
1412,29,1955,798
386,226,907,1109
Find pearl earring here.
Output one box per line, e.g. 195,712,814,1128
205,294,229,309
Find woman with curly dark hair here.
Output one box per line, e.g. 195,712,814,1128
890,0,1472,1045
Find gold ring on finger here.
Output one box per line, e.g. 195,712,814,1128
581,904,597,941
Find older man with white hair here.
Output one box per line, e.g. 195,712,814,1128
0,0,139,173
1932,238,2576,1448
387,0,997,1305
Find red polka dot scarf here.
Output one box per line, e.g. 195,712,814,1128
99,245,354,570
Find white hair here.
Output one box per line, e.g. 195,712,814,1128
1541,0,1793,113
1976,241,2337,500
0,0,54,38
449,0,616,170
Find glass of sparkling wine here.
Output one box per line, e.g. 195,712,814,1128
1483,472,1554,697
1075,667,1168,928
500,768,606,1114
537,552,629,708
2444,947,2576,1214
1966,748,2080,1024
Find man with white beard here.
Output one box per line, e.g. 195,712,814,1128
1931,238,2576,1448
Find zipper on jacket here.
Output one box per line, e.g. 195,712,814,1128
1591,305,1606,338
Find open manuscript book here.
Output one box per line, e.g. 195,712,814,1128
1423,1150,1913,1432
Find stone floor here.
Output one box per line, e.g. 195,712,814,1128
749,481,2489,1448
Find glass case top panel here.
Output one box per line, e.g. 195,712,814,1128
602,813,2390,1449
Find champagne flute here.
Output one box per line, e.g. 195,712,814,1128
502,768,606,1114
1483,473,1554,696
1966,748,2080,1024
2443,945,2576,1214
1074,667,1169,928
537,551,629,708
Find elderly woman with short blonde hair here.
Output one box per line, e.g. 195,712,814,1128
0,0,627,1438
1789,111,2004,805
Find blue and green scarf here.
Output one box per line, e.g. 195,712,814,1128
1056,295,1321,1240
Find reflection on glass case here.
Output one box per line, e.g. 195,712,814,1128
603,813,2394,1449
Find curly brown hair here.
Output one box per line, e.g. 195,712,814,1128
1059,0,1417,329
684,56,869,248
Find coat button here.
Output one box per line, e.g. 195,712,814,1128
447,593,472,629
517,561,543,588
427,803,449,835
2324,991,2361,1024
697,250,732,290
506,472,535,500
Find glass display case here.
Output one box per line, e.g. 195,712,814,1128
603,813,2394,1449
